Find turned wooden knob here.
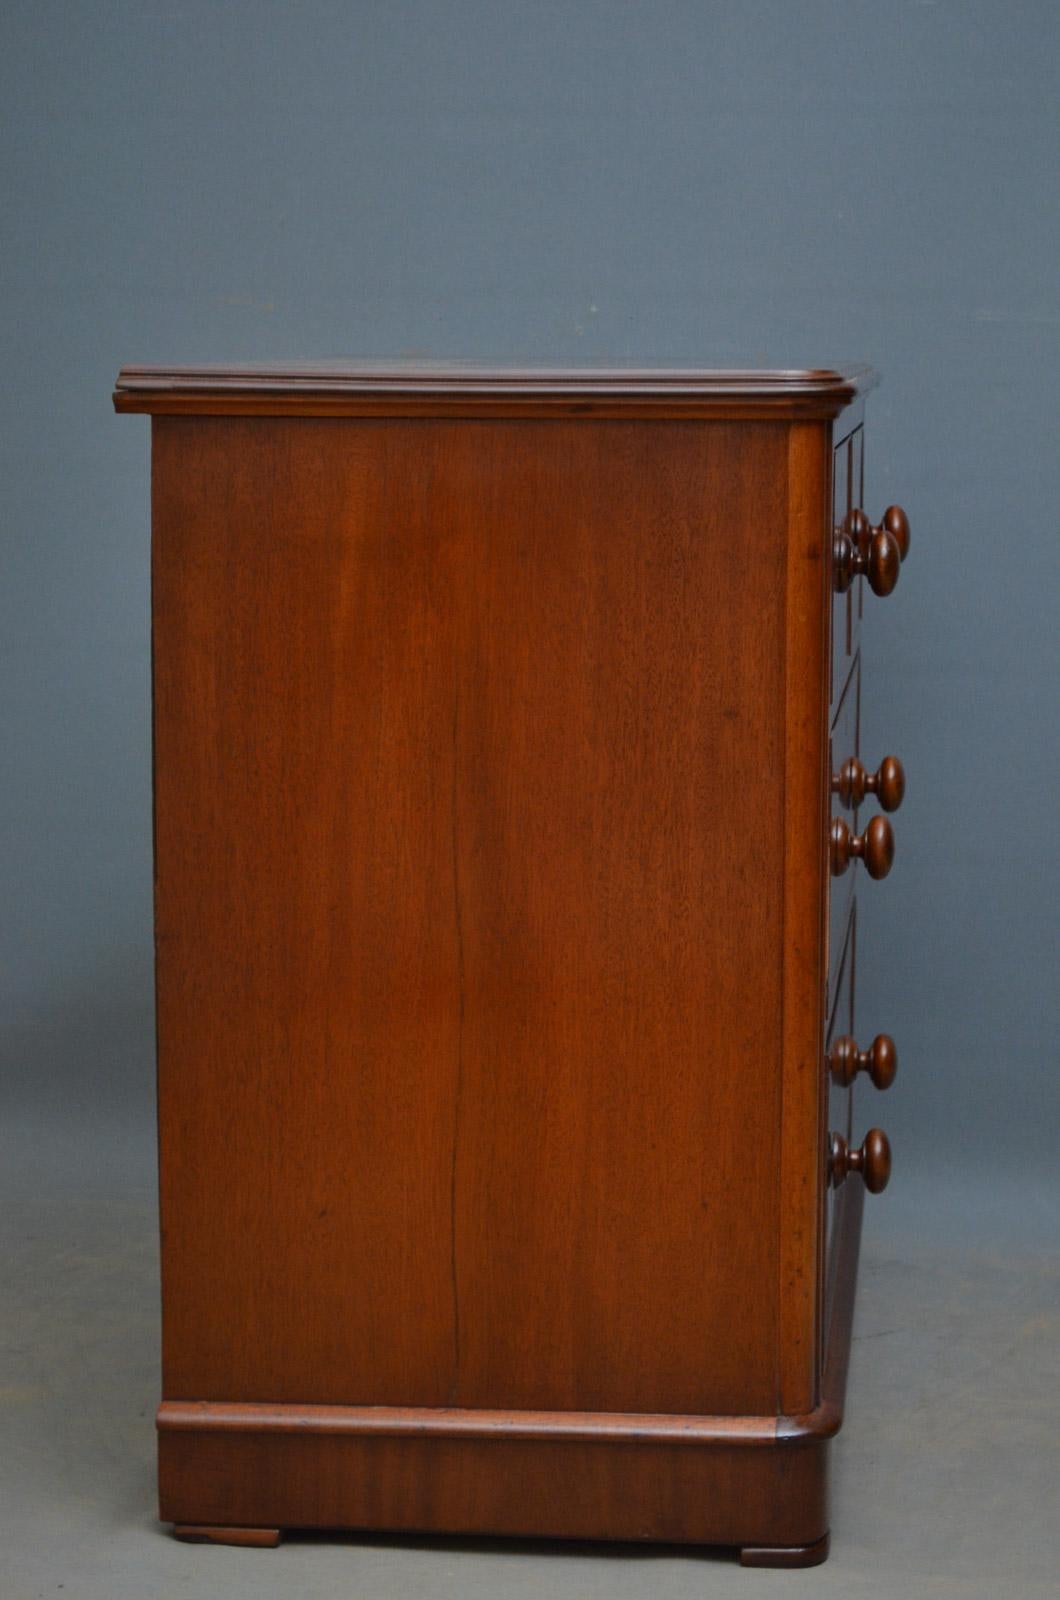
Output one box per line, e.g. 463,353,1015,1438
829,1033,898,1090
830,814,894,879
830,1129,892,1194
833,754,905,812
879,504,911,561
833,505,910,597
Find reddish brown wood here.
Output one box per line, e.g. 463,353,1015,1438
830,435,852,707
827,656,860,1010
823,901,857,1322
114,363,879,420
830,1033,898,1090
160,1403,782,1444
154,1168,868,1552
114,361,905,1564
158,1423,828,1549
742,1169,864,1567
830,814,895,880
740,1532,830,1568
829,1130,892,1194
833,504,911,598
851,429,866,628
151,415,788,1418
880,503,911,561
778,421,830,1415
173,1525,281,1548
833,753,905,812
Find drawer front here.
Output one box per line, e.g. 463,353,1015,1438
831,425,866,708
827,650,861,1013
822,416,903,1312
824,899,857,1293
830,433,852,708
850,426,865,646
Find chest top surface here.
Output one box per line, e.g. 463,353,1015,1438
114,362,877,419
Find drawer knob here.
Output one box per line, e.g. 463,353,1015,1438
833,754,905,812
830,815,894,879
829,1129,892,1194
829,1033,898,1090
833,505,910,597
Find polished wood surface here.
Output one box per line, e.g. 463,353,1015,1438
117,361,907,1564
823,899,856,1322
851,428,866,630
827,653,860,1009
879,504,911,561
778,420,831,1415
115,362,879,420
834,753,905,812
830,813,895,880
740,1532,830,1568
156,1169,868,1553
830,1032,898,1091
174,1525,282,1548
152,415,791,1418
833,504,911,598
830,435,852,704
829,1129,892,1195
157,1417,828,1550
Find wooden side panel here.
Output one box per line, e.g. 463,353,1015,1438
778,424,830,1415
152,417,790,1419
153,420,461,1408
157,1426,828,1550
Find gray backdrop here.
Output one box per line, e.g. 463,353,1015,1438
4,3,1058,1210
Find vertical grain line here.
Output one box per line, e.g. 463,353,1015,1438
448,681,465,1401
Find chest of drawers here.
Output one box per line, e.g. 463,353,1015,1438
114,363,909,1566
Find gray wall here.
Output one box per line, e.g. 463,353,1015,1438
3,1,1058,1193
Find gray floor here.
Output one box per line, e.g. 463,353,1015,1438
2,1112,1057,1600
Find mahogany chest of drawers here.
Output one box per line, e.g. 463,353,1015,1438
114,363,909,1567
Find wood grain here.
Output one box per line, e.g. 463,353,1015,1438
152,416,789,1418
117,363,879,420
830,434,852,706
740,1532,830,1568
173,1525,281,1547
154,1166,867,1551
824,903,857,1318
123,365,897,1559
157,1420,829,1549
158,1401,781,1444
777,422,830,1415
828,653,861,1010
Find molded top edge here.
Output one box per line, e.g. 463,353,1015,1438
114,362,877,417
